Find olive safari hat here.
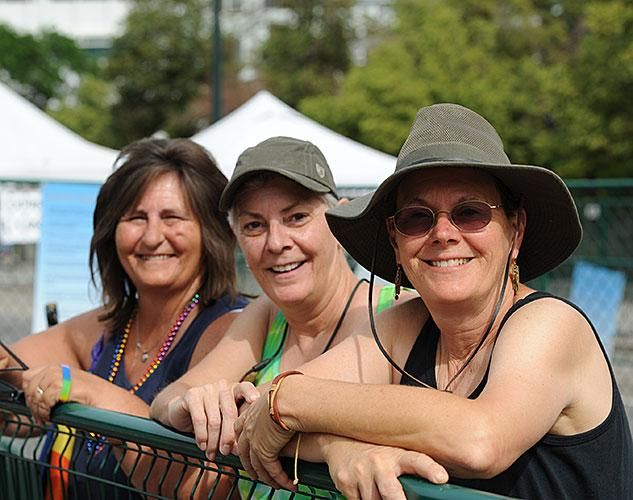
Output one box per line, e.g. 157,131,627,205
326,103,582,287
219,136,337,210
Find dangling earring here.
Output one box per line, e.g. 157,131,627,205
394,264,402,300
511,261,520,294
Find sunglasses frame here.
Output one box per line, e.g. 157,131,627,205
388,200,502,237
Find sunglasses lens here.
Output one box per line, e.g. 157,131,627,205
394,207,434,236
452,202,492,231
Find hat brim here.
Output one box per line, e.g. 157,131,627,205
219,167,335,211
326,161,582,287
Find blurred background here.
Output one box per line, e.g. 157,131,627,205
0,0,631,427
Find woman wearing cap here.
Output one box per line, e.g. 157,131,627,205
233,105,633,499
150,136,409,466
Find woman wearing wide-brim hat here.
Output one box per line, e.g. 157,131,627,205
233,104,633,499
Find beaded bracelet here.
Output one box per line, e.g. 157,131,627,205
59,364,71,402
268,370,303,431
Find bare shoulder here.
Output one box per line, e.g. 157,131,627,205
500,295,594,347
190,308,243,366
187,295,270,371
376,295,429,368
229,294,276,338
14,308,106,370
491,294,611,434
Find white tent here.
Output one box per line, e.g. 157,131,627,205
192,90,396,189
0,81,118,183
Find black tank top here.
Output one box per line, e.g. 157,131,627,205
401,291,633,499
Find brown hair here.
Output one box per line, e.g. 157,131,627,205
89,138,237,333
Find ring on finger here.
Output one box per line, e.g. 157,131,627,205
36,386,45,396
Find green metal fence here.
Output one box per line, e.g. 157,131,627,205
0,400,510,499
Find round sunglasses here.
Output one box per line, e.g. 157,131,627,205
388,200,502,237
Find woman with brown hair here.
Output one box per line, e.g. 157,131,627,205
1,138,248,498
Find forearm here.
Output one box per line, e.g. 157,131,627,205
149,380,191,424
276,376,485,471
71,372,151,418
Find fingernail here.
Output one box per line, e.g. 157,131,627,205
206,451,215,461
197,441,206,451
220,444,230,455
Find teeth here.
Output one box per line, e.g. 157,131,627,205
429,258,470,268
271,262,301,272
140,255,171,261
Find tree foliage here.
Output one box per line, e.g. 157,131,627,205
106,0,232,145
300,0,633,178
48,75,117,148
0,24,96,107
258,0,353,108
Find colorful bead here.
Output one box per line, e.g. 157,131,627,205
90,293,200,454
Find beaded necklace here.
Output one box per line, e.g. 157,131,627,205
87,292,200,452
108,292,200,392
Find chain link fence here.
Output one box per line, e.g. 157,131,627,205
529,179,633,430
1,179,633,429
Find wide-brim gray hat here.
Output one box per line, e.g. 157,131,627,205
326,103,582,287
219,136,337,210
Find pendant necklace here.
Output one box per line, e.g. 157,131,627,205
87,292,200,453
135,321,159,363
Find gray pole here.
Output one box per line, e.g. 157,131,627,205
212,0,222,122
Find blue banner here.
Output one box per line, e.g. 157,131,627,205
32,183,101,333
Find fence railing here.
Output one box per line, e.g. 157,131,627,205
0,400,510,499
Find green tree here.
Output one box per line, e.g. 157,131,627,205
0,24,96,107
107,0,237,145
301,0,632,178
48,75,117,148
557,1,633,177
258,0,353,108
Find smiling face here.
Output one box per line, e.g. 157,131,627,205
114,171,203,296
390,168,521,307
232,176,341,307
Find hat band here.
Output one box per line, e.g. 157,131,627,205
397,142,510,171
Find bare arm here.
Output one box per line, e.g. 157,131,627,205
1,308,104,387
150,297,270,422
274,299,606,477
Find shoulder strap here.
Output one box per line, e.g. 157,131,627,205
470,291,556,398
254,311,288,386
376,285,395,314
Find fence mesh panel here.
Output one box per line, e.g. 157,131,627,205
0,401,501,499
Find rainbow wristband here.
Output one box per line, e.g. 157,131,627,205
59,364,71,402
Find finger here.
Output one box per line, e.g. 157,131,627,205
236,433,255,480
203,383,225,459
234,381,260,405
374,470,407,500
0,357,9,369
234,410,246,440
398,451,448,484
184,389,211,453
261,454,294,491
249,450,284,490
218,383,238,455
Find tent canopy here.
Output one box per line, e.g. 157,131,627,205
193,90,396,188
0,81,118,183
